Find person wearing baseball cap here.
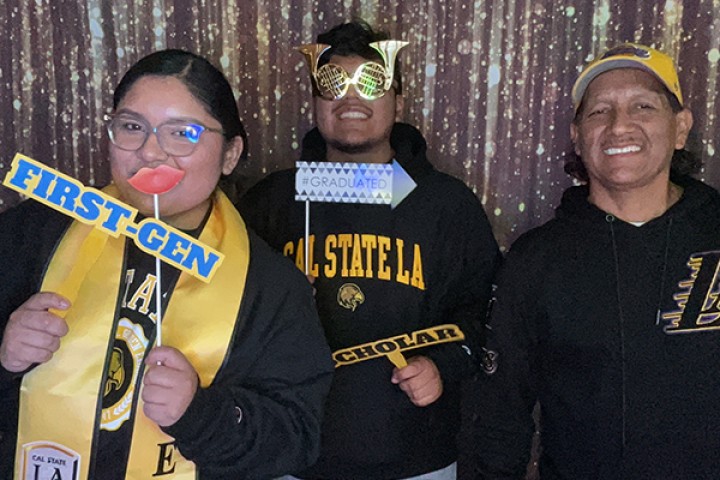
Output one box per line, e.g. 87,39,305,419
471,43,720,479
571,43,683,110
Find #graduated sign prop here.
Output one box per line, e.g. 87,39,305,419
295,159,416,208
295,160,465,368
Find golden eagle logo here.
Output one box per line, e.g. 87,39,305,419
337,283,365,311
104,347,125,396
101,319,148,431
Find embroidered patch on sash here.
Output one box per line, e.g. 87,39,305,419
20,441,80,480
101,319,149,431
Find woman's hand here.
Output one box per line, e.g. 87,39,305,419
0,292,70,372
142,346,199,427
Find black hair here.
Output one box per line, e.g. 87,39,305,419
113,49,247,158
316,19,403,95
566,84,700,182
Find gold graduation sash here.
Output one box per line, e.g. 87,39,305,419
15,187,249,480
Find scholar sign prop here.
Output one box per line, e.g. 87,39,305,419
333,324,465,368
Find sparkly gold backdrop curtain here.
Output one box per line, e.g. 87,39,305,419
1,1,719,249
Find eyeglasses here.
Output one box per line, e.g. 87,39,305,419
315,62,391,101
105,114,224,157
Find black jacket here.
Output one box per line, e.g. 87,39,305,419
475,175,720,479
238,123,501,479
0,198,334,479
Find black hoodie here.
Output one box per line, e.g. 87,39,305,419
0,197,334,479
238,123,500,479
475,175,720,479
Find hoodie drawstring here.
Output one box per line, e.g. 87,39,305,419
606,214,627,453
607,214,674,463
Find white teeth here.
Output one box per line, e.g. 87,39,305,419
604,145,641,155
339,111,368,119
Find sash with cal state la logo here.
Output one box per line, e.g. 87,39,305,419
15,187,249,480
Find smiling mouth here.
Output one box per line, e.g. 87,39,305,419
338,110,370,120
604,145,641,156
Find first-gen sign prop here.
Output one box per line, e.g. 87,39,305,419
3,154,223,282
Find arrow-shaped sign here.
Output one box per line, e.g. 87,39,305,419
295,160,416,209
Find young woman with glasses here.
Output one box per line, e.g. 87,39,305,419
0,49,333,480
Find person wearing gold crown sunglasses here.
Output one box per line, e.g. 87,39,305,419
238,19,500,480
473,43,720,479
